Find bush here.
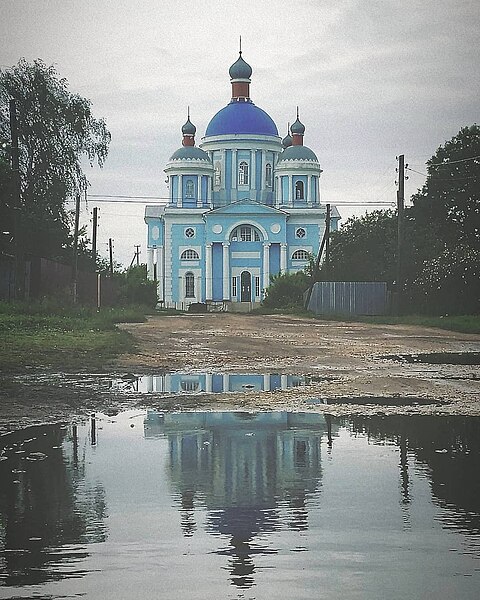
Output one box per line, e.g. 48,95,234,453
116,265,158,308
262,271,311,310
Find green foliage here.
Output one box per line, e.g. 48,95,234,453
0,59,110,261
321,210,399,282
262,271,310,310
115,265,158,308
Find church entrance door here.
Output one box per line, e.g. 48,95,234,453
240,271,252,302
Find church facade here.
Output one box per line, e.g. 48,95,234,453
145,50,339,310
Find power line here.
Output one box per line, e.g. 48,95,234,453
429,154,480,167
406,166,478,181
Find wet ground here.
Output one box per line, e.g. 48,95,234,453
0,313,479,434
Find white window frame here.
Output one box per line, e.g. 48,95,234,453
185,179,195,198
181,249,199,260
238,161,249,186
292,249,310,260
265,163,272,187
185,272,195,298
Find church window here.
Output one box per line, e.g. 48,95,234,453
231,226,261,242
295,180,305,199
185,227,195,238
232,276,237,298
214,162,221,186
295,227,306,238
255,276,260,297
185,272,195,297
292,249,309,260
185,179,195,198
181,249,199,260
265,163,272,187
238,161,249,185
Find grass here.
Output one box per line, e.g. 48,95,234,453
0,301,154,372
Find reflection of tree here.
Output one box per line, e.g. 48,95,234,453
0,423,107,587
154,412,329,589
348,415,480,535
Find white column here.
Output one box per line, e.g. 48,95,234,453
205,373,212,393
196,274,202,301
263,242,270,292
157,246,164,302
280,243,287,273
222,242,230,300
205,243,213,300
207,176,213,207
288,175,293,206
281,374,288,390
261,150,266,189
177,175,182,207
232,150,237,189
147,247,154,279
223,373,230,392
197,175,202,207
251,150,256,192
263,374,270,392
308,175,313,206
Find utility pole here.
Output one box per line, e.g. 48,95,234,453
72,193,80,304
109,238,114,276
395,155,405,315
324,203,331,278
135,245,141,267
9,99,24,300
92,207,98,271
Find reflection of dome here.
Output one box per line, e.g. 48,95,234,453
169,146,211,161
229,52,252,80
205,101,278,137
277,145,318,162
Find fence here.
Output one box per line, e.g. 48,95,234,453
0,256,119,306
307,281,389,316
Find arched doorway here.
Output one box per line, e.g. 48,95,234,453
240,271,252,302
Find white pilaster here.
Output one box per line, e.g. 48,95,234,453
223,373,230,392
263,242,270,292
308,175,313,207
281,374,288,390
205,373,212,393
251,150,256,192
207,176,213,207
206,243,213,300
288,175,293,207
222,242,230,300
261,150,266,189
280,243,287,273
232,149,237,188
157,246,164,302
177,175,183,207
263,374,270,392
197,175,202,207
147,248,154,279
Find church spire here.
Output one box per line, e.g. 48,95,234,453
229,39,252,101
181,107,196,147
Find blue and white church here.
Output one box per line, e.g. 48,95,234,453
145,50,340,310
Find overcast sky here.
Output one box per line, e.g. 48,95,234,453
1,0,479,266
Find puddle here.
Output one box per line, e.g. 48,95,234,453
0,411,479,598
382,351,480,365
306,396,442,407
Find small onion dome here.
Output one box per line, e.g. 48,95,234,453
169,146,211,161
229,52,252,80
290,117,305,135
282,126,293,148
181,117,196,136
277,145,318,163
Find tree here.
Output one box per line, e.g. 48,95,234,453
0,59,110,261
321,210,401,283
409,125,480,314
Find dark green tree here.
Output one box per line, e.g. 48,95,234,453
321,210,400,283
0,59,110,260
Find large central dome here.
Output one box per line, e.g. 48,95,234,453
205,100,278,137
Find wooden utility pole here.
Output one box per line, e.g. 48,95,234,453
395,155,405,315
72,193,81,304
92,207,98,270
324,203,331,277
9,99,24,300
135,245,141,267
109,238,114,276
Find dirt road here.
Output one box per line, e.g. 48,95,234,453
114,313,480,416
1,313,479,434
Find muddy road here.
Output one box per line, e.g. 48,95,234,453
1,313,479,433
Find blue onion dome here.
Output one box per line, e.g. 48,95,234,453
229,52,252,80
290,116,305,135
282,125,292,148
205,101,278,136
181,117,196,135
277,145,318,163
169,146,211,161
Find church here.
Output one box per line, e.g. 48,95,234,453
145,49,340,310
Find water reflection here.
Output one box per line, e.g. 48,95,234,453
111,372,309,394
145,411,333,587
0,423,107,587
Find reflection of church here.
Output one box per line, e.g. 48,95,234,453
144,411,334,588
144,48,339,310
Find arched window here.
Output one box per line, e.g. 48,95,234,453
292,249,310,260
230,226,261,242
238,161,249,186
214,161,221,187
295,180,304,199
265,163,272,187
185,272,195,298
181,249,199,260
185,179,194,198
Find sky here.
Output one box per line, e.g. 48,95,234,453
1,0,479,266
